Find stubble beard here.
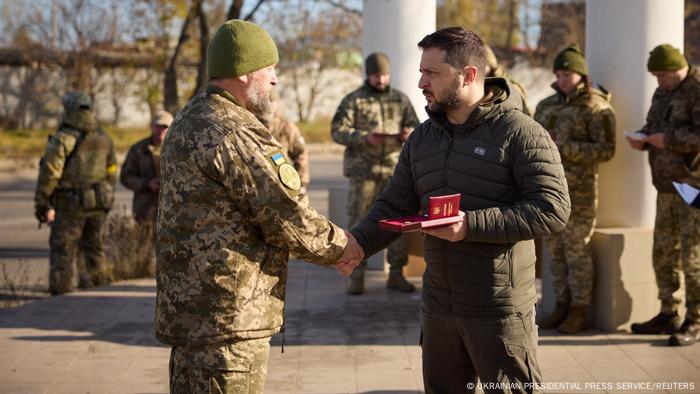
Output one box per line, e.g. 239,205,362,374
427,74,462,114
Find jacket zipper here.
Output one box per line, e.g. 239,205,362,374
442,135,455,296
378,96,387,173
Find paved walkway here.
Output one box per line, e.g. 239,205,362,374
2,265,700,394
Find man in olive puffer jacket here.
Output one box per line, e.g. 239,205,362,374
350,27,571,393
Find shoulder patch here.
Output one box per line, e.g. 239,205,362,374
278,163,301,191
269,151,286,166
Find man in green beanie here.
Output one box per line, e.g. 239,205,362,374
156,19,364,393
535,44,616,335
331,52,420,295
627,43,700,347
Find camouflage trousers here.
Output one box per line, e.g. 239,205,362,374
653,192,700,321
49,210,109,294
347,176,408,273
544,207,596,306
169,338,271,394
421,306,542,394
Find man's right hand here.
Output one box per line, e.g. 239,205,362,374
335,231,365,276
46,208,56,225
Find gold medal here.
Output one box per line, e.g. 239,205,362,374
278,163,301,191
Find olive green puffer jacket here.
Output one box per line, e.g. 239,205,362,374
351,78,571,317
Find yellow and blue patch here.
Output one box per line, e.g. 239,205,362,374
271,152,286,166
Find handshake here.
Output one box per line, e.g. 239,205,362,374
334,231,365,276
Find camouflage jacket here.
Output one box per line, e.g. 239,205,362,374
35,124,117,213
490,68,531,116
331,82,419,179
155,84,347,346
642,66,700,192
268,113,309,187
535,83,616,206
120,137,160,222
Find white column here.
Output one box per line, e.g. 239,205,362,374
362,0,436,121
586,0,684,228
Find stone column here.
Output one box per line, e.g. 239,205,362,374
362,0,436,122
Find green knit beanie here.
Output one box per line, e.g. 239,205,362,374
207,20,279,78
553,44,588,76
365,53,391,76
647,44,688,72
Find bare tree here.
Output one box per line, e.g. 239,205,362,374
268,0,361,122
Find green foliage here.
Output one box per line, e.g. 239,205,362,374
298,117,333,143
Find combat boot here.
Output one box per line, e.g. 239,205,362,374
387,270,415,293
668,320,700,346
558,304,587,334
537,303,568,329
347,270,364,295
631,311,680,334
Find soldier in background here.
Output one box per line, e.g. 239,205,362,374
483,43,531,115
331,52,420,295
628,44,700,347
156,20,362,393
258,90,309,197
120,110,173,223
34,92,117,295
535,44,616,334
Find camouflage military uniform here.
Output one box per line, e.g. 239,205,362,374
643,66,700,322
535,83,616,307
266,112,309,191
34,93,117,294
331,83,419,274
156,85,347,392
120,137,161,222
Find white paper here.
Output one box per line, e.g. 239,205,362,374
623,130,647,141
672,182,700,205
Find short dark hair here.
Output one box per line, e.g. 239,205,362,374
417,27,487,81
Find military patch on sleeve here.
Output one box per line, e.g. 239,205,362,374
106,164,117,175
278,163,301,191
270,152,286,166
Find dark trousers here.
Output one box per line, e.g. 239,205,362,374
421,307,542,394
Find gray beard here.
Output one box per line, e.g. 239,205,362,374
246,83,271,117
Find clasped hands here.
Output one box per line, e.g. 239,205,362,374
334,231,365,276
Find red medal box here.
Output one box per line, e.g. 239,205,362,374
378,194,462,233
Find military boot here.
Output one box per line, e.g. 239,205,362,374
387,269,415,293
631,312,680,334
558,304,587,334
668,320,700,346
537,303,568,329
347,270,364,295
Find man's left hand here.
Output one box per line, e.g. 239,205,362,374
421,211,466,242
645,133,665,149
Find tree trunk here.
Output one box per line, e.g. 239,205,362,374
164,1,202,115
193,1,210,98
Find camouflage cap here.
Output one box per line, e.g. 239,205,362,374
484,44,498,71
152,110,174,127
62,92,92,112
647,44,688,72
